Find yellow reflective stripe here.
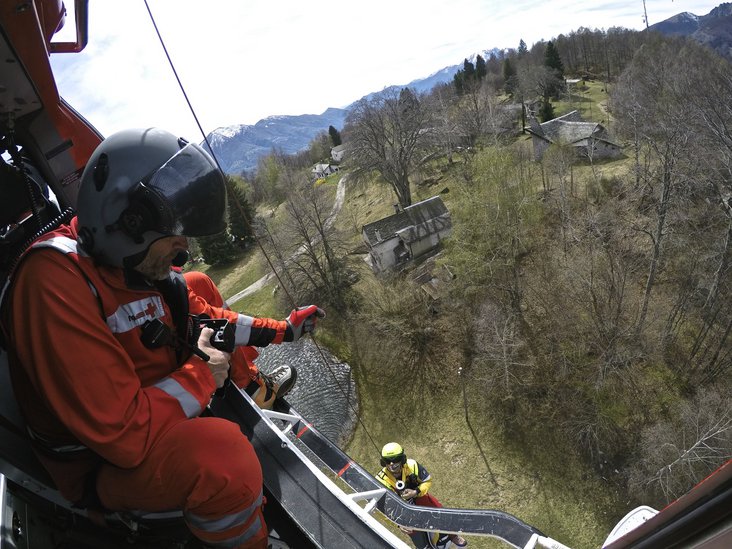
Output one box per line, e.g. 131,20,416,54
152,378,201,418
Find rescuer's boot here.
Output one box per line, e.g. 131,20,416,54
249,364,297,409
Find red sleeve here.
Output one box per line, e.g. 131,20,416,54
10,252,217,468
187,287,288,346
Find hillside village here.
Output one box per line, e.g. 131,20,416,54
3,2,732,548
193,23,732,549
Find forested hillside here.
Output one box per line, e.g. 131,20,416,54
196,28,731,548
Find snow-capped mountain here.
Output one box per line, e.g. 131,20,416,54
649,12,700,35
203,52,499,175
202,62,463,175
649,2,732,58
203,108,348,175
207,6,731,176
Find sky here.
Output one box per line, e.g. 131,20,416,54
50,1,721,142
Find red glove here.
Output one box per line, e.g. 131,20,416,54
285,305,325,341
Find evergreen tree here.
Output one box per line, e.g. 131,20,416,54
539,98,555,122
518,39,528,58
475,54,487,80
503,58,517,96
544,41,565,98
196,175,254,265
398,87,419,114
453,70,465,95
226,176,255,249
454,58,478,95
544,40,564,77
196,232,239,266
328,125,342,146
486,53,501,76
463,58,476,81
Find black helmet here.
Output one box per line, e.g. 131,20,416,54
77,128,226,268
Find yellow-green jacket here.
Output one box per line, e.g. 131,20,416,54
376,458,432,497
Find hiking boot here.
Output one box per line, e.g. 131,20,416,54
262,364,297,398
249,365,297,409
450,534,468,547
435,534,450,549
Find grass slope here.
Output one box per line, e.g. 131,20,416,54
347,383,620,548
199,81,628,547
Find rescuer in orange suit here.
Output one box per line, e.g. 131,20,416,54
1,128,324,549
184,269,296,409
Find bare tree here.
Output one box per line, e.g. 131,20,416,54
452,79,513,148
678,43,732,315
611,36,700,336
610,38,732,391
429,83,461,163
629,386,732,504
542,144,576,253
517,63,562,104
582,214,644,380
344,87,435,208
280,179,352,311
255,217,297,305
472,300,527,394
554,27,648,79
354,275,458,388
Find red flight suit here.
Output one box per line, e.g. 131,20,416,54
184,270,261,389
4,217,287,548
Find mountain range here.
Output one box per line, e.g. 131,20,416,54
648,2,732,57
201,62,470,175
205,5,732,175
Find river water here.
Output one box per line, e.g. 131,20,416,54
254,339,357,446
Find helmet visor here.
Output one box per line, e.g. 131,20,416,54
145,143,227,237
381,455,405,466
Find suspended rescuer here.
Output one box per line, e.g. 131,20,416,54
377,442,468,548
1,128,324,549
183,269,297,409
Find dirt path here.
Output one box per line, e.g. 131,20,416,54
225,174,348,305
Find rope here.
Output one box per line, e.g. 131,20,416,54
143,2,381,454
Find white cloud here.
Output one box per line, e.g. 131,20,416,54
51,1,721,141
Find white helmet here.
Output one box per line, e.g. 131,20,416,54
76,128,226,268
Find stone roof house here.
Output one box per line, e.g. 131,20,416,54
331,144,346,163
361,196,451,273
525,110,622,161
311,163,339,179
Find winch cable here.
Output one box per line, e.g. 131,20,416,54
143,1,381,455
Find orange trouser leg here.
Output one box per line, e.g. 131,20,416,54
95,417,268,548
184,271,260,388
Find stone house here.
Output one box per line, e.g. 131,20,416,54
525,110,623,161
361,196,451,274
331,144,346,163
311,163,339,179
